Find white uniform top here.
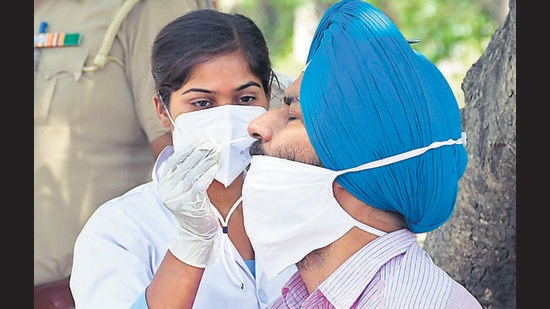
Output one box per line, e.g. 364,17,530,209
70,146,296,309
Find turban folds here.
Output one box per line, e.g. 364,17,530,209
301,0,468,233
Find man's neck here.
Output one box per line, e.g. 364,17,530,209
297,227,378,294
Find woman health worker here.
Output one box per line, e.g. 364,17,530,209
69,9,295,308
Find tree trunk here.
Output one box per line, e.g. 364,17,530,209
422,0,516,308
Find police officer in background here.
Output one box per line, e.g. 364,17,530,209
34,0,217,307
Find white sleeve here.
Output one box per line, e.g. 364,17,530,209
70,184,173,309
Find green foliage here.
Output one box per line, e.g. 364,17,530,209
374,0,498,64
224,0,500,106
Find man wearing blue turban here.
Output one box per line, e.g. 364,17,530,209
242,0,482,307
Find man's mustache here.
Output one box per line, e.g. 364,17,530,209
248,140,265,156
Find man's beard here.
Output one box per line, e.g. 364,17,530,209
248,139,323,167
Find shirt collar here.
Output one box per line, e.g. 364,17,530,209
319,228,417,308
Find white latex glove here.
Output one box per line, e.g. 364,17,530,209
158,138,221,268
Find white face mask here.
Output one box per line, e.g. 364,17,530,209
242,133,466,279
168,105,266,187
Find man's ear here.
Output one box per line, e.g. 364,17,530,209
333,180,367,216
334,180,406,231
153,94,172,128
332,180,347,202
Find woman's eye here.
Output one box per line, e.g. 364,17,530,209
192,100,213,108
237,96,256,104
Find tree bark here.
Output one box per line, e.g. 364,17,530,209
422,0,516,308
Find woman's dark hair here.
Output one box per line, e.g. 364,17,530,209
151,9,276,106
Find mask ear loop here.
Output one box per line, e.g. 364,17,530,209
157,90,176,126
332,133,468,236
330,169,388,237
211,196,246,289
336,133,467,175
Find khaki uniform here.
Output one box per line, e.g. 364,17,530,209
34,0,212,286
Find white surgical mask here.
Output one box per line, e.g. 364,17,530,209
242,133,466,279
167,105,266,187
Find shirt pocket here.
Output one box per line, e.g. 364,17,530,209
34,48,89,124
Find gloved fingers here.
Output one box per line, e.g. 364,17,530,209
159,136,222,242
167,146,213,178
170,196,215,219
170,198,219,237
160,153,193,194
186,149,219,189
193,161,219,195
175,134,218,159
161,139,219,193
158,160,191,202
169,147,219,202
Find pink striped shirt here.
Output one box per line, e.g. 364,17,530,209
269,229,482,309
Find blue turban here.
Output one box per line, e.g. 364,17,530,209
301,0,468,233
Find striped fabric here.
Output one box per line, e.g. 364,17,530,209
269,229,481,309
34,32,81,47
